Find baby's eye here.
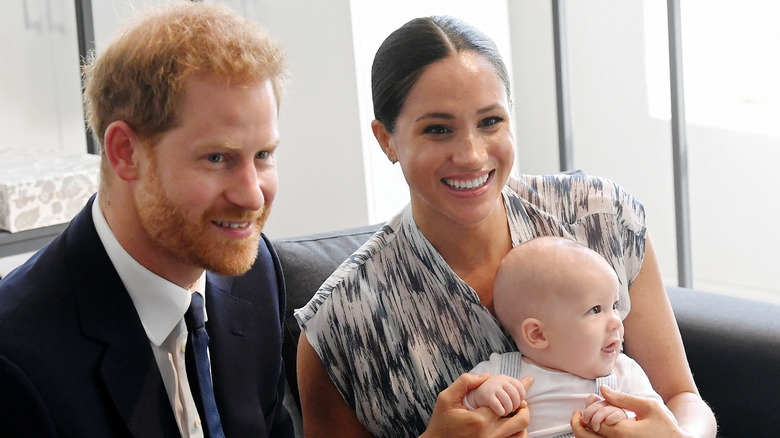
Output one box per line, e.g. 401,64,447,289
423,125,451,135
612,301,620,312
207,154,224,163
588,305,602,314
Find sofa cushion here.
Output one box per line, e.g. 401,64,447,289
667,287,780,437
273,224,380,407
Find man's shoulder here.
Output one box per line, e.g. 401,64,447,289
0,241,86,364
0,208,110,330
0,239,66,316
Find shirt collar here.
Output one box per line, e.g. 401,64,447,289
91,197,207,346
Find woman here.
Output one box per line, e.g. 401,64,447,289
295,15,716,438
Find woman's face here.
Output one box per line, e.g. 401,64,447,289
379,51,514,230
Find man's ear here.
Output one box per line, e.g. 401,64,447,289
521,318,549,350
103,120,143,182
371,119,397,163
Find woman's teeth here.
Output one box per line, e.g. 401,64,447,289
443,173,490,190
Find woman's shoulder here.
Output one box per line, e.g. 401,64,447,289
293,208,407,326
506,173,644,225
509,172,629,198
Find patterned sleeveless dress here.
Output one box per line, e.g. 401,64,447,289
295,173,646,437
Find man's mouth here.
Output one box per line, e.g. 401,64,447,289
442,171,492,190
212,220,251,229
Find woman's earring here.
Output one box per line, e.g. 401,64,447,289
389,157,397,164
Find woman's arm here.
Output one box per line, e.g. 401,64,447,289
618,235,717,436
297,330,373,437
297,330,533,438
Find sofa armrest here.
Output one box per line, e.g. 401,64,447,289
667,286,780,437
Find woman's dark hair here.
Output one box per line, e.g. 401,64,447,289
371,15,511,133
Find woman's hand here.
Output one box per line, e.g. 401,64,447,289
422,373,534,438
579,392,629,432
570,386,692,438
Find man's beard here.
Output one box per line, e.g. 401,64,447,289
134,164,269,277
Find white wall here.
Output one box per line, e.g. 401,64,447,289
222,0,370,238
0,0,85,155
507,0,780,303
506,1,560,174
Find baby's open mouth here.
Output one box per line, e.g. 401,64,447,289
602,341,620,354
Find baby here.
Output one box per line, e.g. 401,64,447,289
464,236,674,436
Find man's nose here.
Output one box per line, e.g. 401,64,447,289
227,161,264,211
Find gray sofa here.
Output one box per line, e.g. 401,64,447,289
273,224,780,437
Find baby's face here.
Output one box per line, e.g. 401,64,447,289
541,269,623,380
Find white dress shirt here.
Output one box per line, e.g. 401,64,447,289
92,198,207,438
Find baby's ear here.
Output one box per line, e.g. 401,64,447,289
521,318,549,350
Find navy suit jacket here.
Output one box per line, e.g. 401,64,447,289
0,197,294,437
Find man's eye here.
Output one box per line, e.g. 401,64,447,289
207,154,223,163
589,305,602,314
256,151,269,160
423,125,450,135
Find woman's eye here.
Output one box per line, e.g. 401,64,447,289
589,305,602,314
423,125,451,135
256,151,269,160
480,116,504,128
207,154,223,163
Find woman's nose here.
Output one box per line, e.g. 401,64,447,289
452,134,488,166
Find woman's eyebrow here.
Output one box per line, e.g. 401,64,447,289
413,103,507,123
414,112,454,122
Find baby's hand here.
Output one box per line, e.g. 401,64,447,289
462,374,528,417
581,393,630,432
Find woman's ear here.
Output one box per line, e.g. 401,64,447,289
371,119,397,164
103,120,142,182
521,318,549,350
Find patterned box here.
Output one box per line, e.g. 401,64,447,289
0,152,100,232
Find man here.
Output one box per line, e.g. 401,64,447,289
0,2,294,437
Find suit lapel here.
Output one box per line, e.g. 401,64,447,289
205,273,269,436
66,198,178,438
204,234,287,436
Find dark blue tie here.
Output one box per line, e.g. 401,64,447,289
184,292,225,438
